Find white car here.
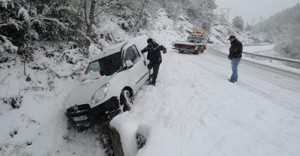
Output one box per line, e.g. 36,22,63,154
65,35,150,129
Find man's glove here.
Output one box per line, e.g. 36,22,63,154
163,50,167,54
228,55,232,60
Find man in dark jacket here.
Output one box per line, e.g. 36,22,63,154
228,35,243,83
142,38,167,86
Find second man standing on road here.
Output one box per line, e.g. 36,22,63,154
228,35,243,83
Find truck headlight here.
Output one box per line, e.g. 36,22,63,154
91,83,109,104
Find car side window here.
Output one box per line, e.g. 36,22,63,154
131,45,141,58
124,45,141,63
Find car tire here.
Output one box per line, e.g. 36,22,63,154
120,90,133,112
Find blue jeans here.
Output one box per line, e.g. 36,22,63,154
230,58,241,82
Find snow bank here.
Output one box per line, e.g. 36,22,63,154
0,43,104,156
111,112,188,156
136,126,184,156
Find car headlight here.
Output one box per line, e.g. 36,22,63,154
91,83,110,104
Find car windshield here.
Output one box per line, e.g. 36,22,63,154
85,52,122,76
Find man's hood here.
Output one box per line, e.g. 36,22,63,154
64,76,112,108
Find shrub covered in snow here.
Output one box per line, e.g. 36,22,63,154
0,0,86,48
232,16,244,31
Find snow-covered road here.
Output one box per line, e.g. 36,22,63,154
126,46,300,156
1,45,299,156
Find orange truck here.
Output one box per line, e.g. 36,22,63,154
173,32,209,54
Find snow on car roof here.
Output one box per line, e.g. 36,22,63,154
90,35,149,62
90,41,126,62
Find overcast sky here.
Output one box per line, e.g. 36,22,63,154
215,0,300,24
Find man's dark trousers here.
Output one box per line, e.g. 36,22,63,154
148,63,160,84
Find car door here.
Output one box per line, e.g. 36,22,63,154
123,45,149,90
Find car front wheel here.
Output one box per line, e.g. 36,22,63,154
120,90,133,112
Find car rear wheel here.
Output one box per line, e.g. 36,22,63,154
120,90,133,112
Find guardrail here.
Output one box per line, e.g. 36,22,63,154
243,51,300,64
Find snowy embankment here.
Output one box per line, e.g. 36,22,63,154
0,44,105,155
0,9,190,156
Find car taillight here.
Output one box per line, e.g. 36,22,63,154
190,46,195,50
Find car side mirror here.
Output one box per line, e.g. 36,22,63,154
125,60,133,68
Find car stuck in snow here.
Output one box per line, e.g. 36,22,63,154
64,35,150,129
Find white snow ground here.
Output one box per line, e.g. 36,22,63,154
116,46,300,156
1,44,300,156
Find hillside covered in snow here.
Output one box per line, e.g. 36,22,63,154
253,3,300,61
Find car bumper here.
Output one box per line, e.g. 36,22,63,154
65,97,120,129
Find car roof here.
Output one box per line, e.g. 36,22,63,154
89,35,149,62
123,35,148,49
90,41,126,62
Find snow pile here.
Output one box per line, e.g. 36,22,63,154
136,126,184,156
110,113,139,156
0,43,105,155
110,112,188,156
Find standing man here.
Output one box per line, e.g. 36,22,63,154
142,38,167,86
228,35,243,83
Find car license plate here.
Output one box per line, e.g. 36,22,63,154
73,115,88,122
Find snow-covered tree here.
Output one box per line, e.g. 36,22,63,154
245,23,253,31
232,16,244,31
254,3,300,61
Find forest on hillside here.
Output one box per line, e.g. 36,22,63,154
253,3,300,60
0,0,216,60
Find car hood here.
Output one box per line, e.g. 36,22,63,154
65,76,112,108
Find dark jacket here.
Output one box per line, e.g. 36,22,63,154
141,42,166,64
228,39,243,59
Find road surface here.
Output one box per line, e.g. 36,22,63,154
129,46,300,156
